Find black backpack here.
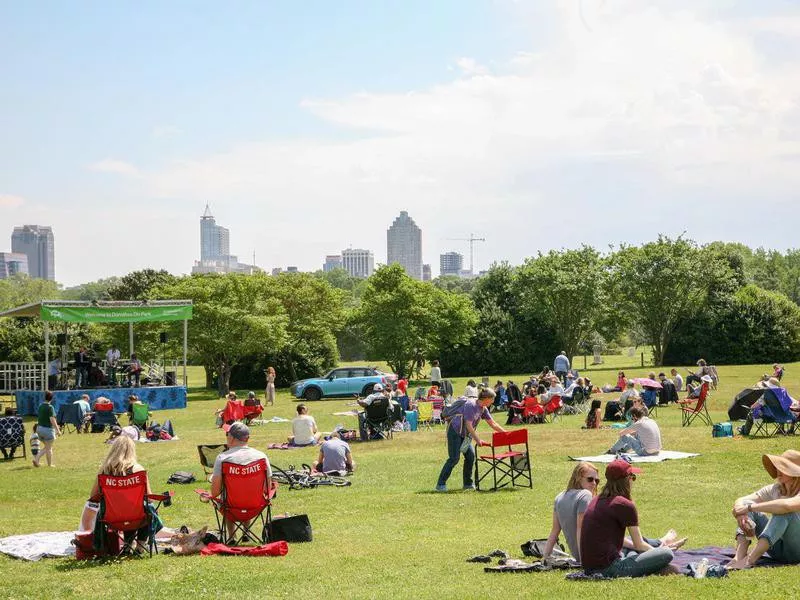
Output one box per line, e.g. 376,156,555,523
167,471,196,484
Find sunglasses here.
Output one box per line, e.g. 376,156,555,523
585,477,600,483
629,473,637,481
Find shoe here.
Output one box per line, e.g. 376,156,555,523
435,484,447,492
466,555,492,563
488,549,510,559
463,484,476,491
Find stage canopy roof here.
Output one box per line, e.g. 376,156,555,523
0,300,193,323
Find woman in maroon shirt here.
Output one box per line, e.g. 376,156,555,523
579,460,674,577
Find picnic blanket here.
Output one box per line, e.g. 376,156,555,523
333,410,360,417
249,416,290,424
569,450,699,463
0,531,76,561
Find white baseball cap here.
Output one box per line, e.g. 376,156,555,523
373,383,384,391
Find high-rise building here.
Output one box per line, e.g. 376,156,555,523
422,264,432,281
323,255,343,273
342,248,374,278
11,225,55,280
193,205,254,274
0,252,29,279
200,204,230,261
387,211,422,280
440,252,464,277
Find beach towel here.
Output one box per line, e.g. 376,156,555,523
569,450,699,463
0,531,76,561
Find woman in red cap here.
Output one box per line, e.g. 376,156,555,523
579,459,675,577
727,449,800,569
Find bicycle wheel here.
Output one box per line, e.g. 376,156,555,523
316,474,351,487
271,465,301,490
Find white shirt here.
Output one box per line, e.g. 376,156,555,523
672,374,684,391
546,383,564,399
48,359,61,376
291,415,317,445
631,417,662,454
430,366,442,382
106,348,120,365
464,385,478,398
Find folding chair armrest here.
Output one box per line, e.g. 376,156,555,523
147,491,173,503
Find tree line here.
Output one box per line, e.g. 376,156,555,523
1,237,800,392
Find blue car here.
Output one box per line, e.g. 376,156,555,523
290,366,395,401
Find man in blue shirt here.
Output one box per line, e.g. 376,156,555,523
554,351,571,384
435,389,505,492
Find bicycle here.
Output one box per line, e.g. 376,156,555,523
271,463,352,490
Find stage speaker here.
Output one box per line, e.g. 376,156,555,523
159,332,168,344
56,334,67,346
165,371,176,386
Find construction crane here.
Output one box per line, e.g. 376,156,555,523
445,233,486,275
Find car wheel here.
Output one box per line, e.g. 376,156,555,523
304,387,322,401
362,384,375,396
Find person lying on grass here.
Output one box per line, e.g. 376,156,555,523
727,450,800,569
579,460,679,577
435,388,505,492
543,462,685,566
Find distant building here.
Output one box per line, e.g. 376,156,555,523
342,248,374,278
323,255,343,273
271,268,283,276
422,264,432,281
193,205,255,274
11,225,55,280
0,252,29,279
286,266,299,273
440,252,464,277
387,211,422,280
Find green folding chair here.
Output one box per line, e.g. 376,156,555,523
131,402,152,430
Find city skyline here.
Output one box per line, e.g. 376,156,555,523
4,2,800,286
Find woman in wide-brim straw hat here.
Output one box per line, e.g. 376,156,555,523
727,450,800,569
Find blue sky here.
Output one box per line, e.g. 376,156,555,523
2,1,800,285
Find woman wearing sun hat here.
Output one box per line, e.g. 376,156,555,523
727,450,800,569
579,459,675,577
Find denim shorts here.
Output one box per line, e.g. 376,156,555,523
38,426,56,442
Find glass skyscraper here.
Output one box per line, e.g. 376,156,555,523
11,225,55,280
387,211,422,280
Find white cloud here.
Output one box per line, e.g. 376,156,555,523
88,159,140,177
87,1,800,277
0,194,25,208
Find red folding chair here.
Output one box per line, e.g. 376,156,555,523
543,395,563,423
243,403,263,425
474,429,533,491
521,396,544,424
97,471,172,557
196,459,276,545
221,399,245,425
678,383,712,427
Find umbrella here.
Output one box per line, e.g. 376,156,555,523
728,387,765,421
633,377,662,389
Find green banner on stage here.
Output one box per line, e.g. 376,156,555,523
40,305,193,323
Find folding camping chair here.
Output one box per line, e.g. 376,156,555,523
242,401,263,425
543,395,563,423
474,429,533,492
130,403,152,430
364,397,393,440
57,403,87,434
97,471,173,557
92,409,119,433
197,444,228,482
521,396,544,424
0,415,26,460
748,389,797,437
220,399,245,425
417,401,434,431
195,458,276,545
678,383,712,427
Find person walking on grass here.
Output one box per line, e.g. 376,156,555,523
554,351,570,384
33,390,61,467
435,388,505,492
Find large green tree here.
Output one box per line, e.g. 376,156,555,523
514,246,608,361
356,264,477,378
610,236,731,366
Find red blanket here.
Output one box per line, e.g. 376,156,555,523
201,541,288,557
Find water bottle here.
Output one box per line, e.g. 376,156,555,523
694,558,709,578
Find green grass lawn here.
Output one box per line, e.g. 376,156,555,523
1,362,798,599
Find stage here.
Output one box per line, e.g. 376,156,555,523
14,386,188,416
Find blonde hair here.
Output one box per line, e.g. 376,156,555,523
100,436,139,476
780,476,800,498
567,461,598,493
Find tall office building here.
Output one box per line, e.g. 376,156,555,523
323,255,343,273
11,225,55,280
387,211,422,280
440,252,464,277
0,252,29,279
422,264,432,282
200,204,230,261
342,248,374,278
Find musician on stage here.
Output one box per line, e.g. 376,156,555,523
47,357,61,390
74,346,91,388
128,353,143,387
105,345,120,385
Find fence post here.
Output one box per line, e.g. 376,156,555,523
641,352,644,367
583,355,587,370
